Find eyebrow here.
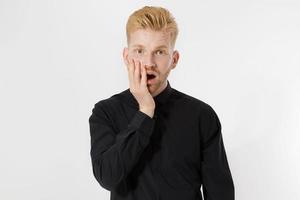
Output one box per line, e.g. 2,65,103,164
132,44,168,49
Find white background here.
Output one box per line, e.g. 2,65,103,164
1,0,299,199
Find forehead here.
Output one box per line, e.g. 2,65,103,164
129,28,171,49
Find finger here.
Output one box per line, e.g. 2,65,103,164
140,61,147,87
133,59,140,85
132,59,137,86
125,56,129,66
128,58,134,72
127,58,134,87
125,57,130,70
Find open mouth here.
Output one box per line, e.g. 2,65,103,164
147,74,156,80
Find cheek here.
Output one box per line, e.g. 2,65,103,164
156,58,172,70
127,51,138,59
127,53,135,60
161,56,172,64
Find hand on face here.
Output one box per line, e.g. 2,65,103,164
125,57,155,115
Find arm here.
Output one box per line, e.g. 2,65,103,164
88,101,155,191
200,106,235,200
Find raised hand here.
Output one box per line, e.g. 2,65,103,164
125,58,155,118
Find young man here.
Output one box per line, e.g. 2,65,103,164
89,6,234,200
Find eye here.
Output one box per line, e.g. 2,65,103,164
135,49,143,54
156,50,165,55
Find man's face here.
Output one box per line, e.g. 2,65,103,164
123,28,179,95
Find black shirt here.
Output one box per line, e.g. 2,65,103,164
88,80,234,200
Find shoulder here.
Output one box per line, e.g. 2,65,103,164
171,88,217,116
91,89,128,114
172,89,223,138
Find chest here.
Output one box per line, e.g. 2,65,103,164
153,110,200,169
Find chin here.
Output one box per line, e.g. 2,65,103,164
147,82,160,95
147,83,155,90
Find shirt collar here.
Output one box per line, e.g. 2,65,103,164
121,80,173,108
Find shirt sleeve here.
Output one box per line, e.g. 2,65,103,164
200,106,235,200
89,101,155,191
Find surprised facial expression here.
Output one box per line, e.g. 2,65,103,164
123,28,179,94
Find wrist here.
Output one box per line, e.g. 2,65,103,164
139,108,154,118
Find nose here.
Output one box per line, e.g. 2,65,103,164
144,63,157,69
141,54,157,69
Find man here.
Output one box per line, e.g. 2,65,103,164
89,6,234,200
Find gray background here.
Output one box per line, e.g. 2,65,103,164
1,0,299,199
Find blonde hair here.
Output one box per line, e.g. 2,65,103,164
126,6,179,49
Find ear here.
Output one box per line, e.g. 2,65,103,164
122,47,129,65
171,50,180,69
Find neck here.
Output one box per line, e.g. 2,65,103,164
151,80,168,98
